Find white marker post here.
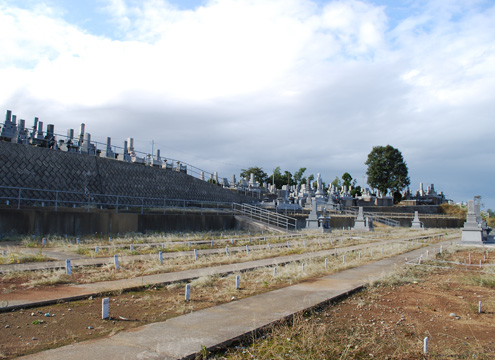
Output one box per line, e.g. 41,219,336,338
479,301,482,314
76,238,80,245
185,284,191,301
325,258,328,268
246,245,250,255
65,259,71,276
42,238,46,246
95,246,99,254
423,337,429,355
268,243,271,251
343,255,346,264
273,267,277,276
318,239,321,247
130,244,133,252
102,297,109,320
286,241,290,248
235,275,240,290
194,249,198,260
159,251,163,265
114,254,119,270
226,247,229,256
302,262,305,272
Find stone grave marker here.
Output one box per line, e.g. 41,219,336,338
102,298,109,320
65,259,71,275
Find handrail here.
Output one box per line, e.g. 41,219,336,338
232,203,297,231
0,185,244,215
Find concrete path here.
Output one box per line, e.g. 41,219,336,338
18,240,453,360
1,240,396,311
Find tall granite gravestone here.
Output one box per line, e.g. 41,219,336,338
461,199,488,244
411,211,423,229
353,207,372,231
306,201,319,229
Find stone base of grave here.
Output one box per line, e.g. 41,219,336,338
305,219,319,230
411,221,423,229
460,227,483,244
353,219,372,232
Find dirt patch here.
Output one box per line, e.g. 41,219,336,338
1,247,492,359
0,274,290,359
218,249,495,359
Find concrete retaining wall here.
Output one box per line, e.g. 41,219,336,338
0,209,235,236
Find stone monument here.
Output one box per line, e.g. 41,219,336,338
411,211,423,229
353,207,372,231
461,198,490,244
305,200,319,229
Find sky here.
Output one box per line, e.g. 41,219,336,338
0,0,494,209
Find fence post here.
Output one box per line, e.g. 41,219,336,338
141,197,144,214
163,198,166,214
55,191,58,211
87,194,90,212
116,195,119,213
183,200,186,215
17,188,22,209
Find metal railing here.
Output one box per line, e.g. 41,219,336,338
0,185,239,215
340,208,400,227
233,203,297,231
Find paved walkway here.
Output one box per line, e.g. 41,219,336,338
17,239,455,360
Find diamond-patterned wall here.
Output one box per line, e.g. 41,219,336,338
0,141,252,203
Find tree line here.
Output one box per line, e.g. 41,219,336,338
240,145,410,203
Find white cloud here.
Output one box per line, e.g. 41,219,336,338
0,0,494,207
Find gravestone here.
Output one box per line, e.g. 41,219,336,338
411,211,423,229
305,201,319,229
102,298,109,320
353,207,372,231
461,198,490,244
65,259,71,276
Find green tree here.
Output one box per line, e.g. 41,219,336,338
293,167,307,184
342,172,352,188
267,167,286,189
350,186,362,197
365,145,410,201
282,170,293,187
331,176,341,190
240,167,268,185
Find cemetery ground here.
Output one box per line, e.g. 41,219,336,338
0,229,491,359
218,247,495,360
